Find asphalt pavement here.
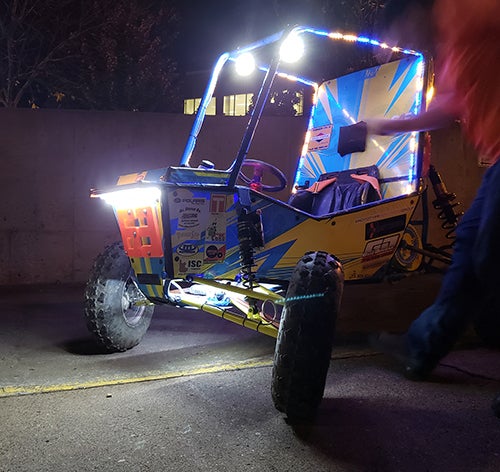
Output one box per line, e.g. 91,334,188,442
1,274,500,472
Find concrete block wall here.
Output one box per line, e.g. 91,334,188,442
417,124,485,250
0,108,485,285
0,108,306,285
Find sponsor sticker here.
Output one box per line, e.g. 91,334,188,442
204,244,226,262
210,194,228,213
172,230,202,246
176,243,199,256
176,254,204,274
308,125,333,151
206,215,226,242
362,235,400,266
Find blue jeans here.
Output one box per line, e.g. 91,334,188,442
407,159,500,368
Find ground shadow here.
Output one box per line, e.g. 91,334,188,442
290,395,500,471
63,337,114,355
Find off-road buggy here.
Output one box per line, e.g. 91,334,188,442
84,26,457,421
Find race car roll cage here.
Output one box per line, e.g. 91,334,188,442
179,25,427,191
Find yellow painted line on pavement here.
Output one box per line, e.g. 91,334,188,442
0,358,274,399
0,348,377,399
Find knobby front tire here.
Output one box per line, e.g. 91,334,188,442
272,251,344,422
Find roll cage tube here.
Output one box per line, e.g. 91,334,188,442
179,52,231,167
177,26,425,187
227,53,280,188
179,30,286,168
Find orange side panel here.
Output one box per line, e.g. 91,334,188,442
116,204,164,258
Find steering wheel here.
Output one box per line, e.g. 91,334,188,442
238,159,287,192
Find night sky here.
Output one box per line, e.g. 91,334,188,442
177,0,333,70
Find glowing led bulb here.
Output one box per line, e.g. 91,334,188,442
234,52,256,76
280,33,305,63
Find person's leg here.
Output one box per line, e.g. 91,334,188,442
471,160,500,346
492,393,500,418
472,162,500,416
405,165,497,372
473,160,500,287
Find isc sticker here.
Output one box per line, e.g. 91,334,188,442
176,255,204,275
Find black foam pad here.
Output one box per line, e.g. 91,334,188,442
337,121,367,156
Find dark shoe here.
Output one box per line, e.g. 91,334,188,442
492,393,500,418
369,332,433,381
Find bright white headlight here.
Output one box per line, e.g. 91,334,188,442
100,187,161,209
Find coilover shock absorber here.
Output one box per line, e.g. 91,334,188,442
237,208,265,288
428,164,463,240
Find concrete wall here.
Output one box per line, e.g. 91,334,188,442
0,108,306,285
0,108,485,285
416,124,485,250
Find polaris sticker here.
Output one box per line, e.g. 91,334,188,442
170,189,209,231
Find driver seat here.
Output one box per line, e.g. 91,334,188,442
288,165,381,216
